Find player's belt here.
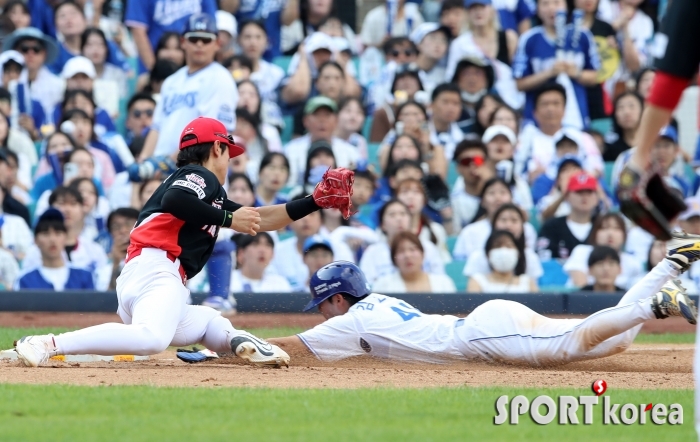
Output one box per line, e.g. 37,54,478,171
125,248,187,285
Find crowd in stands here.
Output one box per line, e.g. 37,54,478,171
0,0,698,312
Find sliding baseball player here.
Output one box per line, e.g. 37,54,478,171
269,236,699,365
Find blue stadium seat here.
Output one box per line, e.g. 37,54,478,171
362,116,373,140
272,56,292,72
445,260,467,291
527,207,540,233
538,260,569,287
367,142,381,171
447,161,458,189
604,161,615,189
590,118,612,135
446,236,458,254
281,115,295,145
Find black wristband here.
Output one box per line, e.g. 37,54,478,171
285,195,321,221
221,210,233,228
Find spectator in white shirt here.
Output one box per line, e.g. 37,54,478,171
448,56,495,136
482,125,533,211
2,28,63,117
408,23,450,96
0,188,32,261
467,229,538,293
361,0,425,48
429,83,465,161
0,228,19,290
283,96,359,186
373,231,456,293
517,84,603,183
302,235,335,290
359,199,444,284
235,80,283,154
395,178,451,262
333,97,368,160
464,202,543,281
564,212,643,290
237,20,285,117
454,177,538,260
81,28,128,100
230,232,292,293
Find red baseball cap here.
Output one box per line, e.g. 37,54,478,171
567,171,597,192
179,117,245,158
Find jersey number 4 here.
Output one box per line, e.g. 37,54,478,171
391,302,422,322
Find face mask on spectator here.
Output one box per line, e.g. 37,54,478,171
488,247,518,273
461,90,486,104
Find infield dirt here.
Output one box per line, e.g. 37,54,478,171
0,312,694,390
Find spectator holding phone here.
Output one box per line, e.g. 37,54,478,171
370,67,426,143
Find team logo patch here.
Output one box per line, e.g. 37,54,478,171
173,180,206,199
359,338,372,353
186,173,207,188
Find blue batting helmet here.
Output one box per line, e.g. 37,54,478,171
183,13,218,36
303,261,371,312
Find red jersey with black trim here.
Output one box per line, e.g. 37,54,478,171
127,165,241,279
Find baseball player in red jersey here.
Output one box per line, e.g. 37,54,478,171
616,0,700,240
14,117,355,368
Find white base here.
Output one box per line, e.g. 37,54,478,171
0,349,149,362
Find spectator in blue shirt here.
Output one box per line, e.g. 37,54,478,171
0,50,47,140
16,208,94,291
2,0,31,31
125,0,217,71
513,0,600,130
493,0,536,34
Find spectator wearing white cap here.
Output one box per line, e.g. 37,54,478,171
229,232,293,294
482,124,532,212
280,32,361,106
56,56,118,137
361,0,425,48
215,10,238,64
409,23,449,96
2,27,64,118
0,50,47,142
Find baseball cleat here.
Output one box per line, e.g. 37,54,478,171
651,280,698,324
202,295,237,315
230,332,290,368
14,334,58,367
665,232,700,273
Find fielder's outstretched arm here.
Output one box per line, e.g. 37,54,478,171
267,336,314,357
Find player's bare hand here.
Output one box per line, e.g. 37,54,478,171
232,207,261,235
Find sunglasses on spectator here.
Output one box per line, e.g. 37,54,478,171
131,109,154,118
186,34,215,45
391,49,415,57
18,45,43,54
458,155,485,167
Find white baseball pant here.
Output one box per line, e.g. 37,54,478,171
54,249,237,356
453,260,678,366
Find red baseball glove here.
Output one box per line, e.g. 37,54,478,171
312,167,355,219
616,164,686,241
